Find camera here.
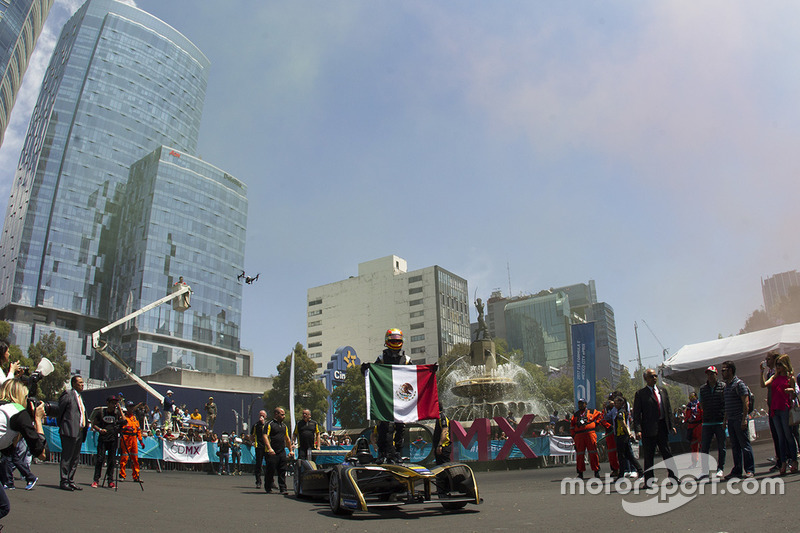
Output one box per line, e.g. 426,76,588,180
19,362,59,417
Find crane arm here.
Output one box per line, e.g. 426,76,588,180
91,284,192,404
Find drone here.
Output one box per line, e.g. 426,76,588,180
238,271,260,285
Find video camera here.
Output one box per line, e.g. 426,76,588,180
19,358,59,417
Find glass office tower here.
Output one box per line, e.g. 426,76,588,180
505,292,572,368
0,0,245,379
0,0,54,146
110,146,248,377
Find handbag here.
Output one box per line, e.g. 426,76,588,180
789,405,800,426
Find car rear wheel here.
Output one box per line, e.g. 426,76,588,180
329,468,353,515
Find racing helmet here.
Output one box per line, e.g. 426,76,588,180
385,328,403,350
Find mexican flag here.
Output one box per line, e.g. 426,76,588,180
366,364,439,422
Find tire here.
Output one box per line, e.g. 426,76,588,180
329,468,353,516
293,463,302,497
441,501,468,510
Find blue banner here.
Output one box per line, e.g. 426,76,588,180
571,322,596,410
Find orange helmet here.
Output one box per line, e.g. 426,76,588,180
385,328,403,350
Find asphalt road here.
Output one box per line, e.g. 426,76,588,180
2,441,796,533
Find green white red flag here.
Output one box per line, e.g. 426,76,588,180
366,364,439,422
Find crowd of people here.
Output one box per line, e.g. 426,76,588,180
567,356,800,484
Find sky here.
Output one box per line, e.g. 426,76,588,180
1,0,798,378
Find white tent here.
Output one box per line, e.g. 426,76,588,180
661,322,800,388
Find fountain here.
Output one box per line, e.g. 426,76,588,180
439,297,567,421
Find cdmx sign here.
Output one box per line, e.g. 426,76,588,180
450,414,537,460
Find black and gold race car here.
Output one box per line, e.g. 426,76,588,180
294,438,481,515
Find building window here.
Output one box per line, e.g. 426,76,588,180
309,352,323,359
410,310,424,318
308,298,322,306
409,287,423,295
308,331,322,337
410,334,425,342
410,347,426,354
308,320,321,327
410,322,424,330
409,299,423,306
309,341,322,348
408,275,422,283
308,309,322,317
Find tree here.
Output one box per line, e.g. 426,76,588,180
263,343,329,424
18,332,71,401
438,342,471,388
739,309,774,334
330,366,367,429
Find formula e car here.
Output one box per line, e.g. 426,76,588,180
294,439,481,515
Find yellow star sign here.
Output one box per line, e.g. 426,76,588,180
344,351,357,368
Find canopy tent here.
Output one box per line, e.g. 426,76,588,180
661,322,800,388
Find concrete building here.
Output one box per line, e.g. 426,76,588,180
762,270,800,316
0,0,54,146
307,255,471,373
0,0,247,381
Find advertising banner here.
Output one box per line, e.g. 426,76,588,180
572,322,597,409
162,440,209,463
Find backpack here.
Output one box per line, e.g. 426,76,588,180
744,382,755,415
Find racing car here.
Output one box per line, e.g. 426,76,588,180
294,437,481,515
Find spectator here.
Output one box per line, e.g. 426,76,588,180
204,397,217,432
151,405,162,429
190,408,202,421
217,433,231,475
760,354,798,475
721,361,755,479
163,390,175,433
699,365,726,478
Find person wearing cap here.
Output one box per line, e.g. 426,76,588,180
91,395,123,488
119,401,144,483
570,398,603,479
205,396,217,432
163,390,175,433
698,365,726,478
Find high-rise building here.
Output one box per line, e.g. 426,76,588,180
0,0,246,380
0,0,54,146
492,280,620,384
306,255,471,373
110,146,248,377
762,270,800,317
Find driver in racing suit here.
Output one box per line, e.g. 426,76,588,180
375,328,411,463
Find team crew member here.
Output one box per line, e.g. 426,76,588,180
684,392,703,467
251,410,267,489
601,396,620,477
433,411,451,464
375,328,411,462
571,398,603,479
119,401,144,482
0,379,46,518
92,395,123,488
293,409,320,460
264,407,293,494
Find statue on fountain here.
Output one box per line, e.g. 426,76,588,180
474,298,490,341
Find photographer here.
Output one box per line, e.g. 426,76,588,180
0,341,20,384
217,432,231,475
0,379,47,518
91,395,125,488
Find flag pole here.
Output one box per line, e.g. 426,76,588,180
289,347,296,457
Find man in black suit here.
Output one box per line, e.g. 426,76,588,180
633,368,677,484
57,375,87,491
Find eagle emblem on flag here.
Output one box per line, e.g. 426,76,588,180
395,382,416,402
